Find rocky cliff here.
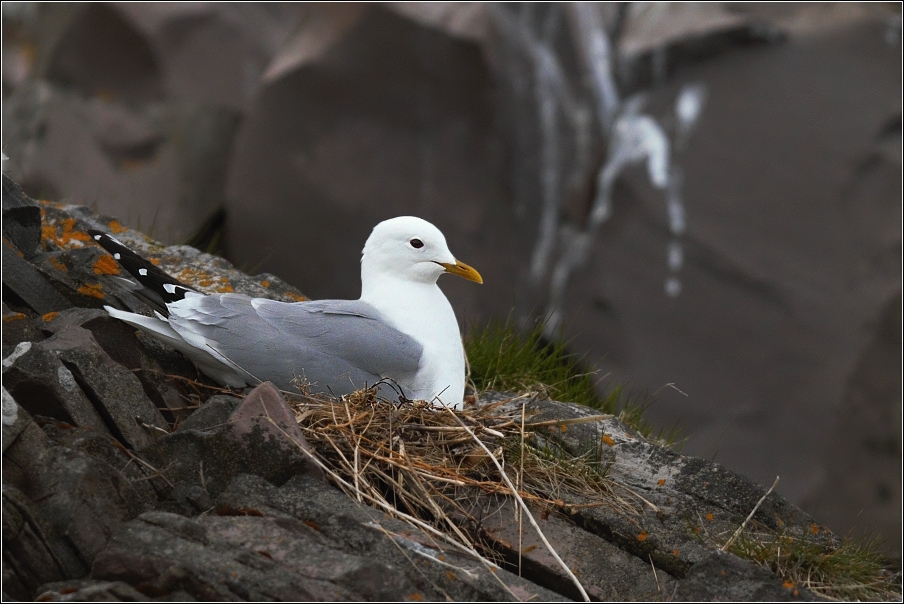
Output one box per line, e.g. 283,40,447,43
4,175,899,601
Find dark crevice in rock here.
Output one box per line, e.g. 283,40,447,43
128,370,174,427
493,541,593,601
569,508,694,579
2,282,34,315
60,359,131,449
7,381,77,427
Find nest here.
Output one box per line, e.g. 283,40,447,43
286,385,643,569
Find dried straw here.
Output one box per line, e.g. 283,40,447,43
286,386,644,589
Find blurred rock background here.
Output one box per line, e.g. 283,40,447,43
2,2,900,552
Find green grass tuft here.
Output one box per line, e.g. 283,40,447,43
728,527,902,601
464,315,672,441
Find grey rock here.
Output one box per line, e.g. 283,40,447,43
40,324,170,449
41,307,208,425
3,339,110,434
2,388,32,453
803,292,903,549
2,301,46,347
37,422,159,506
673,550,816,601
3,422,91,579
2,485,70,600
176,395,241,432
495,396,830,582
2,173,42,258
7,443,153,574
91,510,409,601
36,579,157,602
139,382,319,498
1,243,73,315
209,473,568,601
460,494,675,600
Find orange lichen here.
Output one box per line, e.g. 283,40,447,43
783,580,796,589
149,258,160,265
78,283,105,299
48,257,68,272
286,292,308,301
175,267,217,289
602,434,615,447
93,255,121,275
523,544,538,554
810,523,820,535
41,312,59,322
261,280,270,288
63,218,91,242
705,513,714,521
444,571,457,581
42,217,92,248
672,549,680,557
408,594,423,602
108,220,126,234
216,284,234,293
637,531,649,542
41,223,57,243
657,479,666,486
3,313,26,322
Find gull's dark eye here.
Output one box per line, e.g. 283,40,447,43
410,238,424,249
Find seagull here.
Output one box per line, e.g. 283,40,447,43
88,217,482,408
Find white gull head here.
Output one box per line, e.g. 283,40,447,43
359,216,482,407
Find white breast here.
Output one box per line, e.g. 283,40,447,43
362,280,465,408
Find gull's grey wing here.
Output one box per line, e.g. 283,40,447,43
166,294,422,395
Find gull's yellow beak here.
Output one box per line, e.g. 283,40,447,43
438,260,483,284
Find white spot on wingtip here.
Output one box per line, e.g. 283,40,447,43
139,268,148,276
163,284,176,294
113,253,121,260
94,234,102,240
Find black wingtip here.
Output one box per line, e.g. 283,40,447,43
87,230,199,303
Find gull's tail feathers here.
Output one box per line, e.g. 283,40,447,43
103,304,250,389
87,230,198,305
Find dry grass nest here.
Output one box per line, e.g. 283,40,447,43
285,385,643,567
